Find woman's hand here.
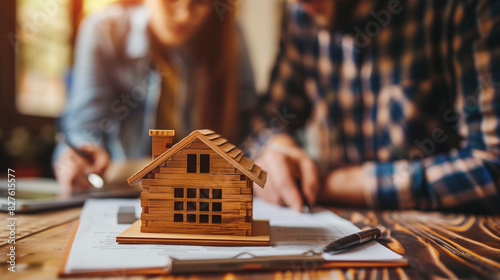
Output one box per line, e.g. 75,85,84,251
54,144,110,193
254,134,320,212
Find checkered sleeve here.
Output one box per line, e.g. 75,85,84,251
241,5,312,159
364,0,500,213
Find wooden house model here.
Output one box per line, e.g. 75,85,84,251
127,129,267,237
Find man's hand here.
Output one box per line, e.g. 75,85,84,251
254,134,320,212
54,144,110,192
319,165,367,207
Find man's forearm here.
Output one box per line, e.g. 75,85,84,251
319,165,367,207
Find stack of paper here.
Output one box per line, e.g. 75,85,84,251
63,199,403,275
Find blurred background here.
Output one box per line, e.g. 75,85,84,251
0,0,283,178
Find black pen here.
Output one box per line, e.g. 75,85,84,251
57,133,91,159
296,179,311,213
323,228,382,253
57,133,104,189
288,160,310,213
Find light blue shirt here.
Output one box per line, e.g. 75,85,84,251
54,4,256,162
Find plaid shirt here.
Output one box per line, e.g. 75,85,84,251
247,0,500,213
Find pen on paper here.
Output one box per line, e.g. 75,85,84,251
296,179,311,213
57,133,104,189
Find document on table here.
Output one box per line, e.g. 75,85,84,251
64,199,402,274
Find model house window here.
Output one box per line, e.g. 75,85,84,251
212,215,222,224
200,214,209,223
212,202,222,212
200,189,210,198
173,187,223,224
174,188,184,198
187,202,196,211
174,202,183,210
187,154,196,173
187,214,196,223
200,202,209,211
200,154,210,173
213,189,222,199
187,188,197,198
174,214,183,222
173,189,184,222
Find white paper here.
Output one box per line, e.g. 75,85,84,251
65,198,402,274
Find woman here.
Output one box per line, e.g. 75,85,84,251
53,0,255,191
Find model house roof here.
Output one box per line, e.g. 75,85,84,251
127,129,267,188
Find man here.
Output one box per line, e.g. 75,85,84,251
249,0,500,213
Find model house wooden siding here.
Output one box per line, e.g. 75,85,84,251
128,130,267,237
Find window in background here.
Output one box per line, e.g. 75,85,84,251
15,0,120,118
83,0,120,16
15,0,73,117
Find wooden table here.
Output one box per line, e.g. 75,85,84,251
1,206,499,279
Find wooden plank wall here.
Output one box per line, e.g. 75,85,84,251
141,138,254,236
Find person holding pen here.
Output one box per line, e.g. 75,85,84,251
53,0,256,192
247,0,500,214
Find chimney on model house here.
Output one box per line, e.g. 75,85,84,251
149,130,175,159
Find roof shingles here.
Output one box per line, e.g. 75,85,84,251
128,130,267,188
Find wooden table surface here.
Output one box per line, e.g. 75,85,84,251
1,206,499,279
